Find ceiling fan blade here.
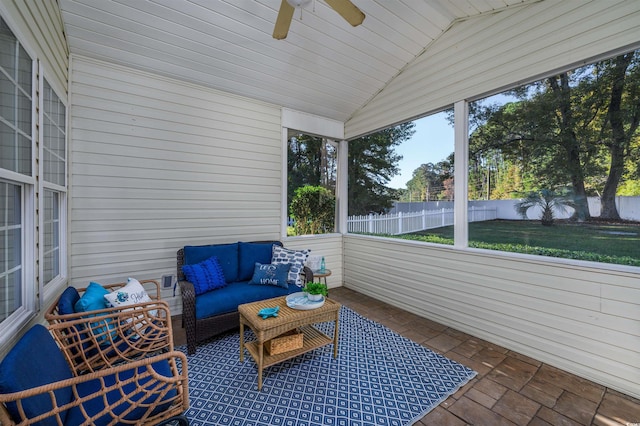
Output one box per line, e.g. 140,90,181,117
273,0,295,39
325,0,365,27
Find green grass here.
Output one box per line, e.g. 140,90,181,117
392,220,640,267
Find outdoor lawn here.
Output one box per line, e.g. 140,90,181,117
396,219,640,266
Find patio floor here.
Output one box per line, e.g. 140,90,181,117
172,287,640,425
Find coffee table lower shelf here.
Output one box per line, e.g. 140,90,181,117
244,325,332,369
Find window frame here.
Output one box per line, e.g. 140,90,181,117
38,71,68,301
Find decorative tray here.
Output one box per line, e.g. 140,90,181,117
286,292,325,310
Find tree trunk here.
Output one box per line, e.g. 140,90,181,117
600,53,635,219
549,74,591,220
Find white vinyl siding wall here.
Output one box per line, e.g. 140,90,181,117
285,234,343,289
343,235,640,399
69,57,286,305
345,0,640,138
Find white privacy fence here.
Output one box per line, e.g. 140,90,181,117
347,207,497,235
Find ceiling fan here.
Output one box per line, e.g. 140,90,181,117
273,0,365,40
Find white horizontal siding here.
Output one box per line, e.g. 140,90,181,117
69,57,284,301
346,0,640,138
343,234,640,399
285,234,343,290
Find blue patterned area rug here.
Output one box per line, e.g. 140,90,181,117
178,307,476,426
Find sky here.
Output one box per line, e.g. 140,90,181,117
387,111,455,189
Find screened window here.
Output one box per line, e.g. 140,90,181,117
466,49,640,266
287,131,337,236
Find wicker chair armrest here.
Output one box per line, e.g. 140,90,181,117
178,280,195,317
47,301,173,375
44,279,162,320
178,280,197,354
0,351,189,426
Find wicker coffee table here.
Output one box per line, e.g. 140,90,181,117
238,295,341,390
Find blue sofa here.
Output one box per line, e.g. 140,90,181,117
177,241,313,354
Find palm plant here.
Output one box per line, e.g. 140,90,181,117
514,189,575,226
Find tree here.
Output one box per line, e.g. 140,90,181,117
469,50,640,220
287,134,337,207
348,123,415,215
289,185,335,235
598,53,640,218
514,189,575,226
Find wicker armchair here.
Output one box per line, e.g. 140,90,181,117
45,280,173,375
177,242,314,354
0,325,189,426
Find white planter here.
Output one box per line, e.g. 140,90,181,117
306,293,323,302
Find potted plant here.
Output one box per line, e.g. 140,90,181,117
303,282,328,301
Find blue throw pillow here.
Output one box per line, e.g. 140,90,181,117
74,282,116,345
182,256,227,295
238,241,282,281
57,286,80,315
248,263,290,289
183,243,239,282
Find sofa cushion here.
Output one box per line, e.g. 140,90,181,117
248,263,290,289
0,325,73,426
181,256,227,295
238,241,282,281
271,245,311,287
65,359,177,426
58,286,80,315
184,243,239,283
195,281,299,320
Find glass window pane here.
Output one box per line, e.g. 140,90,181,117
0,182,22,322
0,72,15,119
43,190,60,284
0,16,32,178
43,79,65,186
0,19,16,77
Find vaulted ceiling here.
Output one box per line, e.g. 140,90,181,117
58,0,532,123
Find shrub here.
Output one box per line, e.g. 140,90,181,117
290,185,335,235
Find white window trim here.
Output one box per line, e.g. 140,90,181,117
38,67,68,303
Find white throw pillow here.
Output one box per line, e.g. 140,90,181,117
271,246,310,287
104,277,152,308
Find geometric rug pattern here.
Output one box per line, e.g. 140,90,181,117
177,306,476,426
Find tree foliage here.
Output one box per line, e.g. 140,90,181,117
289,185,335,235
348,123,415,215
464,49,640,219
514,189,575,226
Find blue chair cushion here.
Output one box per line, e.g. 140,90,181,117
238,241,282,281
195,281,299,320
184,243,239,283
181,256,227,295
248,263,290,289
0,325,73,426
57,286,80,315
64,359,177,426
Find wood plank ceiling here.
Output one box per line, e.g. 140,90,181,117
58,0,532,123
